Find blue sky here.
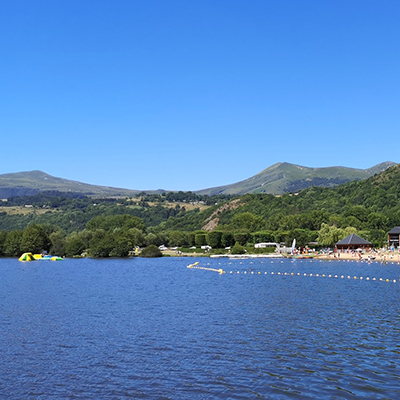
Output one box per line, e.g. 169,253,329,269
1,0,399,191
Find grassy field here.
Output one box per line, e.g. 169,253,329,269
0,206,56,216
146,201,211,212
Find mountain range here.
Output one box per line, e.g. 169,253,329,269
0,162,396,198
0,171,141,198
197,161,396,195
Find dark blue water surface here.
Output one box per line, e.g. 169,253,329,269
1,257,400,399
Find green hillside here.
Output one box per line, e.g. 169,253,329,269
0,170,142,197
197,161,395,195
1,164,400,258
2,164,400,235
158,164,400,245
0,161,395,199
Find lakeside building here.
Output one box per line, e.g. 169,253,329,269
254,242,278,249
336,234,371,251
388,227,400,248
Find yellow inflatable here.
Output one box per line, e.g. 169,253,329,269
19,253,35,262
18,253,63,261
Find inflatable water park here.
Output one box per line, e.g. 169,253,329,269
19,253,63,262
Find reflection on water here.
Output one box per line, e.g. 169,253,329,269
0,257,399,399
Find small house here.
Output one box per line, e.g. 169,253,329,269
388,227,400,248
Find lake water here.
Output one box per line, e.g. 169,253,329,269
1,257,400,399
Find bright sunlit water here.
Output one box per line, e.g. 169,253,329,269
1,257,400,399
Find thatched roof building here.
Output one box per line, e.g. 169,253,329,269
336,234,371,250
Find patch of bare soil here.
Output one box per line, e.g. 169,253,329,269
202,198,242,231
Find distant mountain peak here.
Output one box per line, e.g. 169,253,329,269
196,162,397,196
0,170,142,198
0,161,397,198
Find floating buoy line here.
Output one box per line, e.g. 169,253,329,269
186,261,399,283
225,270,397,283
187,262,225,274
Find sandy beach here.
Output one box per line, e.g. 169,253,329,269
162,249,400,263
316,250,400,263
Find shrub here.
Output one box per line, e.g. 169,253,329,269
66,235,86,257
252,246,276,254
195,233,207,246
231,241,245,255
140,245,163,258
221,232,235,247
207,231,222,248
233,232,250,246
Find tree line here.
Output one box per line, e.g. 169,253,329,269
0,216,387,259
2,165,400,256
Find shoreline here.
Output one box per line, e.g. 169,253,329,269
162,249,400,263
316,251,400,262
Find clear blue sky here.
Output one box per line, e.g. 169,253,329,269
1,0,399,191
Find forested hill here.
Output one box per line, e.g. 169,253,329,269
160,163,400,235
0,170,143,198
0,161,395,198
196,161,395,195
1,165,400,257
1,164,400,236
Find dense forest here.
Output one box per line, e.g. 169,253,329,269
1,165,400,257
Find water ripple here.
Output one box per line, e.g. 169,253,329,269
0,257,400,398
